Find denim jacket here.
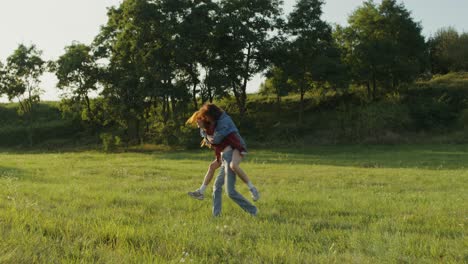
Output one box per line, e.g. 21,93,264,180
200,112,247,149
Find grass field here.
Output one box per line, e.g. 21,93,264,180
0,145,467,263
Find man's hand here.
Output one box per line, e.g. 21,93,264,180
207,135,214,143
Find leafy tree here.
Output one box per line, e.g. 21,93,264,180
94,0,159,143
0,44,45,146
260,67,293,114
215,0,283,117
173,0,219,109
284,0,344,122
0,60,4,95
429,27,468,74
52,42,99,124
337,0,427,99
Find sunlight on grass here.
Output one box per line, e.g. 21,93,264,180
0,145,467,263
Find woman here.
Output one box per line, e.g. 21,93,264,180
186,109,260,202
190,103,258,217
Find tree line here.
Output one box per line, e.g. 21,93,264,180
0,0,467,146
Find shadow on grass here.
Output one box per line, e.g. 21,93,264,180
2,144,468,170
252,144,468,170
0,166,25,180
144,144,468,170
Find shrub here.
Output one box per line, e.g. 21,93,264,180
334,100,412,142
100,133,121,152
458,108,468,130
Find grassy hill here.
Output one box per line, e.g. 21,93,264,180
1,72,468,148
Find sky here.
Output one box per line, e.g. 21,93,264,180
0,0,467,102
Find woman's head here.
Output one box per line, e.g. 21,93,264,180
199,103,224,122
186,110,212,128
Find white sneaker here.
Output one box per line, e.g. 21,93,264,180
253,208,259,217
250,187,260,202
188,190,204,200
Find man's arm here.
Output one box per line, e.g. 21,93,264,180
211,118,237,144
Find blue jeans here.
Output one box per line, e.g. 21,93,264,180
212,150,257,216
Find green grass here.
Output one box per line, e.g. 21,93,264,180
0,145,467,263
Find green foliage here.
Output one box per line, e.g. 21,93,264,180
215,0,283,115
335,100,412,142
429,27,468,74
0,102,81,147
268,0,347,123
457,108,468,130
100,133,121,152
336,0,427,99
147,120,201,149
0,44,46,146
407,94,454,130
52,42,100,124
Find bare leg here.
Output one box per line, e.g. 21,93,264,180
230,149,250,184
229,149,260,201
188,159,221,200
203,159,221,186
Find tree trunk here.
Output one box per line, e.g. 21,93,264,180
135,118,142,145
27,89,34,147
299,86,305,124
84,95,93,122
239,43,252,118
276,94,281,116
208,85,213,103
162,95,169,124
366,81,371,100
232,82,243,115
28,112,33,147
372,73,377,100
170,95,177,123
275,86,281,116
192,83,198,110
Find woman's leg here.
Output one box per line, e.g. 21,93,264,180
230,149,260,201
230,149,249,184
203,159,221,186
188,159,220,200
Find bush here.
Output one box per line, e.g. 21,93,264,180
334,100,412,142
458,108,468,130
407,94,455,130
100,133,121,152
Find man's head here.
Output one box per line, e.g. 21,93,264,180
199,103,223,123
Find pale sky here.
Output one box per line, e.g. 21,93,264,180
0,0,467,102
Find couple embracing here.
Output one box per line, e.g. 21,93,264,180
186,103,260,217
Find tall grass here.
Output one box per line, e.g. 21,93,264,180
0,145,466,263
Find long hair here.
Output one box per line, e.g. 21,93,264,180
186,111,202,127
199,103,224,121
186,110,212,148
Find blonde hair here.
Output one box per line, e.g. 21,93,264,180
186,110,212,149
186,111,202,126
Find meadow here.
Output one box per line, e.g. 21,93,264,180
0,145,467,263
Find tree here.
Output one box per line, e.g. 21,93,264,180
94,0,160,143
337,0,427,99
0,60,4,95
52,42,99,124
429,27,468,74
284,0,345,123
215,0,283,117
260,67,293,114
173,0,219,109
0,44,45,147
